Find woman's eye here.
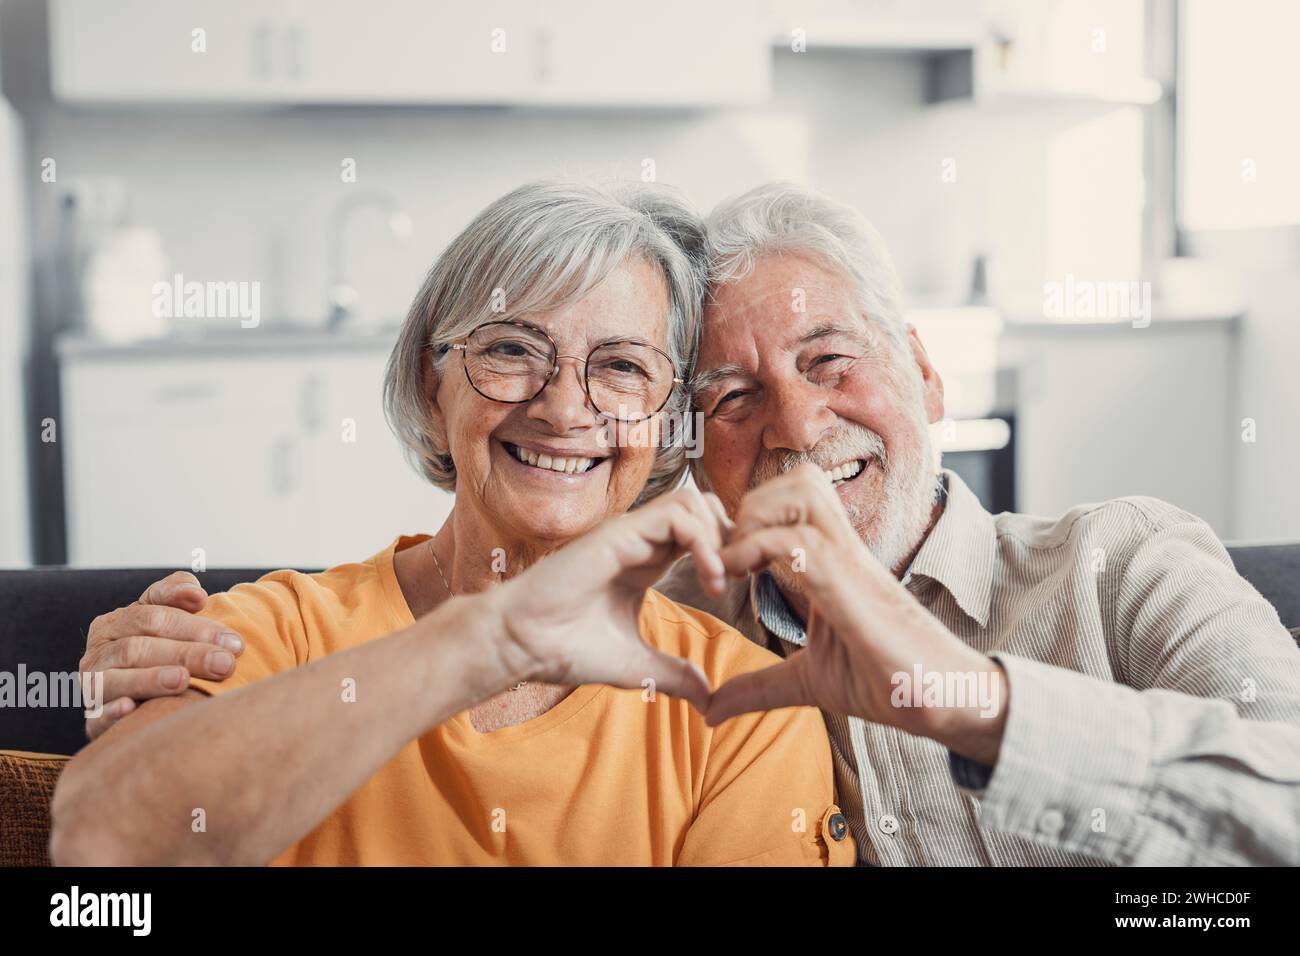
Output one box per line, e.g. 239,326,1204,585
602,359,648,377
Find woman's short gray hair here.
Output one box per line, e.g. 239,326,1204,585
384,179,705,505
702,182,907,351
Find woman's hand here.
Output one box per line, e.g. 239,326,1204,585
479,485,734,712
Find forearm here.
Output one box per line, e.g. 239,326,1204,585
952,654,1300,865
52,593,514,865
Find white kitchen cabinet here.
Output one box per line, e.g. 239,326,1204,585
528,0,770,107
59,337,451,569
51,0,288,102
50,0,769,106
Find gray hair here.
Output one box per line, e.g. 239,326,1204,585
384,179,705,506
701,182,907,352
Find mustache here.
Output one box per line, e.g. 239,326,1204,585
749,426,888,490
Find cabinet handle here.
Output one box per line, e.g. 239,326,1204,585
270,436,295,496
284,23,305,82
299,373,324,433
251,22,274,80
534,29,551,85
153,383,218,402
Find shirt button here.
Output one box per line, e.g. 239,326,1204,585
878,814,900,835
827,812,848,842
1038,809,1065,837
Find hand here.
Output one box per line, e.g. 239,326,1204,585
704,464,1008,764
80,571,245,739
483,485,734,713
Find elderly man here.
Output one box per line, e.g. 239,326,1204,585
663,183,1300,866
80,183,1300,866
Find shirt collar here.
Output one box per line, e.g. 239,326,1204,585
751,469,997,644
901,469,997,627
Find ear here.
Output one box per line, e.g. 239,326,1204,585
905,326,945,425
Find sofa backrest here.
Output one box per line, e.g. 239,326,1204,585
1,545,1299,757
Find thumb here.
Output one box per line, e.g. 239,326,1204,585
704,656,811,725
140,571,207,611
627,646,713,715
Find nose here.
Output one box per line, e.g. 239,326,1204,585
762,377,836,453
526,355,598,433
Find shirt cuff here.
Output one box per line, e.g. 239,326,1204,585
954,652,1152,864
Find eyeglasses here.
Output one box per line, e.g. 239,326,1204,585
435,320,682,423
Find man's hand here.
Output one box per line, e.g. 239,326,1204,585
486,485,733,713
704,464,1008,765
80,571,244,740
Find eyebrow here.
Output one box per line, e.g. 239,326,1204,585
590,334,656,350
799,323,862,344
690,363,748,394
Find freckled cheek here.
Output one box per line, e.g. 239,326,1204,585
840,380,910,444
702,424,755,504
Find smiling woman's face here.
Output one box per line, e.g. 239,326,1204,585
430,257,671,547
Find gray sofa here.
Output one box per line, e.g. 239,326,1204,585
2,545,1300,757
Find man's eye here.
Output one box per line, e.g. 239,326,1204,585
711,389,747,413
814,353,846,365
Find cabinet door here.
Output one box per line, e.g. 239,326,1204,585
287,0,538,103
528,0,770,106
62,355,323,567
306,352,453,566
51,0,281,102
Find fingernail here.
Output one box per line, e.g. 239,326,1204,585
161,666,186,689
218,632,244,653
210,650,235,676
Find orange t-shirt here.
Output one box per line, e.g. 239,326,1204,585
190,534,854,866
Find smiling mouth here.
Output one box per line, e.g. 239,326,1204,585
825,458,870,487
504,441,604,475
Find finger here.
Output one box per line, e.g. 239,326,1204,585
665,507,726,594
719,525,815,582
629,647,713,714
101,635,238,677
704,656,811,725
732,463,849,541
139,571,208,612
700,490,735,534
99,663,195,705
96,603,244,654
85,696,137,741
632,497,726,589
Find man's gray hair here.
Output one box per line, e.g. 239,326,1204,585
384,179,705,505
702,182,907,350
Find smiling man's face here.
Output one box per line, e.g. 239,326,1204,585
693,252,946,586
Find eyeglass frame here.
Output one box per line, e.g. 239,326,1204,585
428,319,684,424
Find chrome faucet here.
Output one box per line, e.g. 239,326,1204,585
326,190,412,332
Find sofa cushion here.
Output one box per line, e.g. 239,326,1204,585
0,750,69,866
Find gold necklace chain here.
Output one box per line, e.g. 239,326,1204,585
427,538,526,692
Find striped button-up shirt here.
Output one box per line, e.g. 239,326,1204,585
659,470,1300,865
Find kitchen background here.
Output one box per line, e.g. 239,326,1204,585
0,0,1296,569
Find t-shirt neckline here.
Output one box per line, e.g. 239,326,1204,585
373,533,607,747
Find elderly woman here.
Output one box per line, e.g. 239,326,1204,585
53,180,852,867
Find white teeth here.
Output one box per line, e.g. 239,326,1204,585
508,443,595,474
825,459,865,485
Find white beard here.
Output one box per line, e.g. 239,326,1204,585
752,387,940,595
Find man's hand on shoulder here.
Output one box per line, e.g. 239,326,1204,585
80,571,244,739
